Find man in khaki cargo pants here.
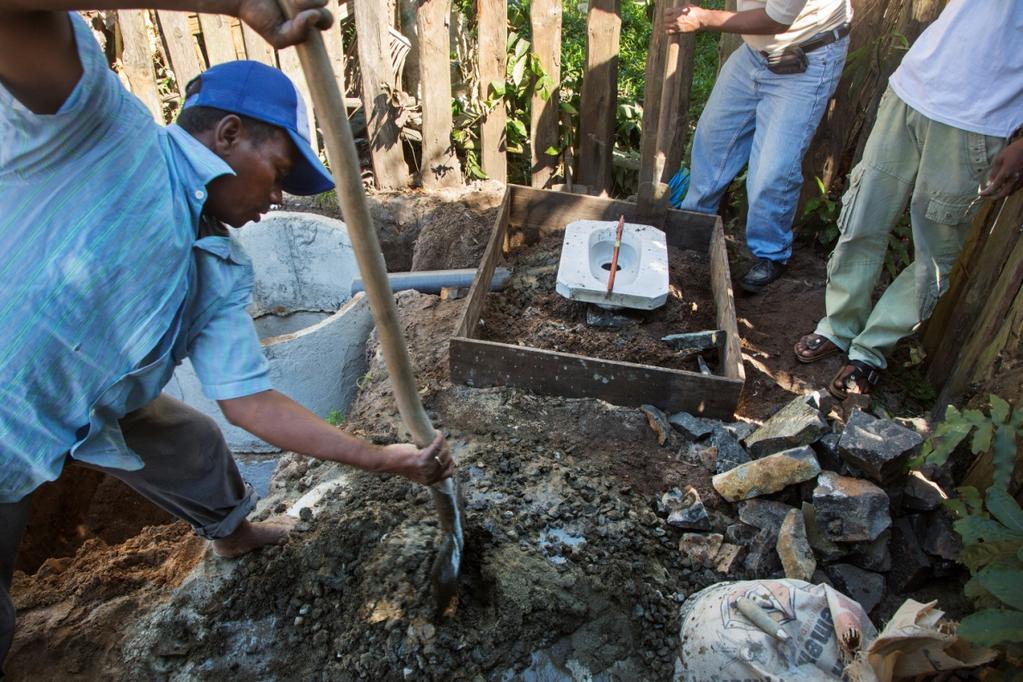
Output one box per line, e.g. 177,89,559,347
793,0,1023,397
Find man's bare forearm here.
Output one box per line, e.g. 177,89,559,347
666,6,790,35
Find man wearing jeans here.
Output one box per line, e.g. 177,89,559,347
793,0,1023,397
667,0,852,292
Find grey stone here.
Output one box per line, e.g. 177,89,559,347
709,427,751,474
661,330,724,357
777,509,817,582
586,306,639,328
745,393,829,458
826,564,885,614
657,488,687,515
641,405,672,447
921,510,961,562
903,470,948,511
679,533,723,568
812,433,843,472
666,487,712,531
715,543,746,576
725,522,759,546
801,502,846,562
738,499,796,539
711,446,821,502
888,516,931,593
838,409,923,484
813,471,892,542
668,412,717,440
848,529,892,572
697,355,713,375
744,528,782,575
722,420,756,442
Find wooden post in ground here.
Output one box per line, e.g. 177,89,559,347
416,0,462,188
278,46,321,154
477,0,507,183
529,0,562,189
398,0,421,97
240,23,277,65
324,0,347,98
197,13,237,64
717,0,742,74
156,10,203,98
576,0,621,195
354,0,410,189
117,10,164,122
663,33,695,185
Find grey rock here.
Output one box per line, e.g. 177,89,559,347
709,427,751,474
848,529,892,572
889,516,931,593
921,510,961,562
697,355,713,375
826,564,885,613
812,433,844,472
641,404,672,447
666,487,712,531
668,412,718,440
738,499,796,539
711,446,821,501
744,528,782,575
661,330,724,357
722,420,757,442
903,470,948,511
679,533,724,568
657,488,687,515
801,502,846,562
813,471,892,542
838,409,923,484
777,509,816,582
714,543,746,576
586,306,639,328
725,522,759,546
745,393,829,458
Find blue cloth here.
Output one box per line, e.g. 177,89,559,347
680,38,848,262
0,14,271,503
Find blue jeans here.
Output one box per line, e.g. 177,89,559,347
681,38,848,262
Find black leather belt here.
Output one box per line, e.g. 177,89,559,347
799,22,851,53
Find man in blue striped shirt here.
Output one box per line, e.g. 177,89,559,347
0,1,453,668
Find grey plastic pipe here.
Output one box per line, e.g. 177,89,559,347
351,267,512,296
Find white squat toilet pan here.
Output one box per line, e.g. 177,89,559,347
555,219,669,310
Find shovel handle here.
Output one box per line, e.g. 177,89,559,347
276,1,435,447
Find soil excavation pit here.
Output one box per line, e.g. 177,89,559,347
450,185,745,418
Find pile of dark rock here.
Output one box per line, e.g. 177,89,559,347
643,393,961,618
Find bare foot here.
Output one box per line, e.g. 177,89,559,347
212,517,297,558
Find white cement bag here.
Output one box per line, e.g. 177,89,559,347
675,579,877,681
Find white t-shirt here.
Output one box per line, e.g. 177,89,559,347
738,0,851,54
889,0,1023,138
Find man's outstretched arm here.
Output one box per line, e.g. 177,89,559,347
218,389,455,486
0,0,332,114
665,4,791,35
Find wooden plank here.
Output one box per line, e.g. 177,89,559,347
354,0,410,189
529,0,562,189
197,13,237,65
277,46,321,155
637,0,669,208
506,185,714,252
398,0,420,96
710,218,745,381
416,0,462,188
240,23,276,65
156,10,203,97
664,33,695,187
324,0,347,97
450,337,743,417
116,10,164,122
455,192,511,338
716,0,742,74
477,0,508,183
575,0,620,195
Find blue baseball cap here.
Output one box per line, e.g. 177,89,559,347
182,60,334,196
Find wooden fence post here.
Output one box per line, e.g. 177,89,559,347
354,0,410,189
398,0,421,97
417,0,462,188
278,46,321,154
156,10,203,98
717,0,742,74
324,0,347,98
117,10,164,122
241,23,277,65
530,0,562,189
197,14,237,64
576,0,621,195
478,0,507,183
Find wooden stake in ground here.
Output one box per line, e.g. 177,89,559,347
276,0,463,613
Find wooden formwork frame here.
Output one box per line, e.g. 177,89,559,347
449,185,746,418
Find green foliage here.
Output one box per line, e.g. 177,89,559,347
920,395,1023,649
326,409,346,427
799,176,841,247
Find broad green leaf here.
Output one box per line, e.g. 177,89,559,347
978,566,1023,610
992,423,1019,490
511,53,528,87
960,541,1023,573
987,488,1023,534
1011,408,1023,430
544,145,560,156
971,422,994,455
954,515,1023,545
990,394,1011,424
964,574,989,600
958,609,1023,646
945,498,968,518
945,404,963,421
489,80,506,98
507,118,527,139
925,420,972,466
960,486,984,513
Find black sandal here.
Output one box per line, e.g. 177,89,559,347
828,360,881,400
